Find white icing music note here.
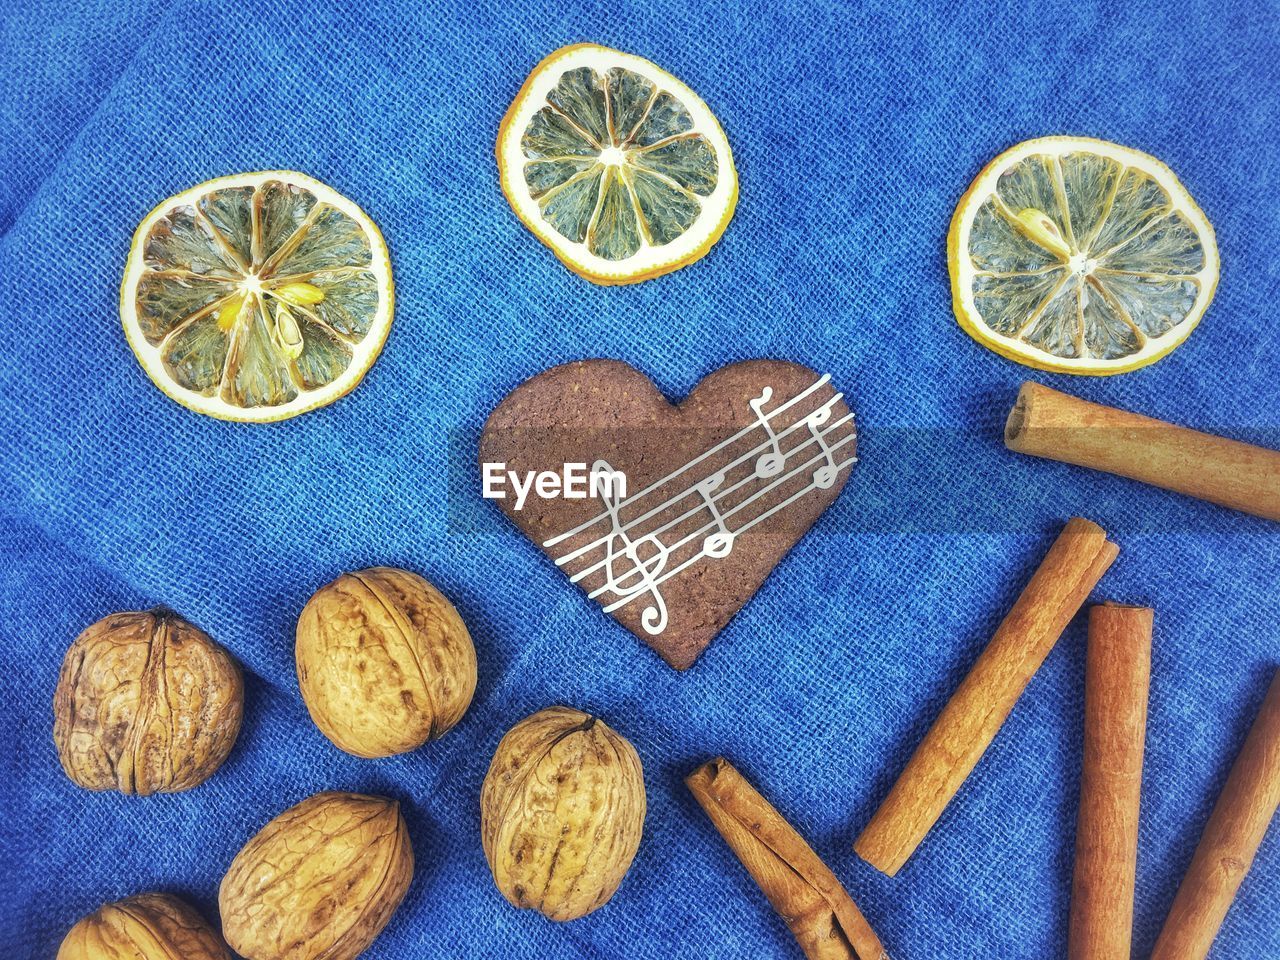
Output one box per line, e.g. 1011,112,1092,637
805,399,841,489
749,387,785,478
695,472,735,558
585,459,670,636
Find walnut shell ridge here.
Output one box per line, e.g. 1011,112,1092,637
296,566,477,758
57,892,231,960
481,706,646,921
52,609,243,795
219,791,414,960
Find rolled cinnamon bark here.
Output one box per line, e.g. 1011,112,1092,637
1151,669,1280,960
1068,603,1152,960
854,517,1118,876
1005,382,1280,522
687,758,888,960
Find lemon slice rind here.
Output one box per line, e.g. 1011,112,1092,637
121,171,394,422
497,43,738,285
948,136,1219,376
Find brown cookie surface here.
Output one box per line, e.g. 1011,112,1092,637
479,360,856,669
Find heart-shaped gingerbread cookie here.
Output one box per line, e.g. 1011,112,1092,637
479,360,856,669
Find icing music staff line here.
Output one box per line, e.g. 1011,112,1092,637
588,431,857,603
549,393,849,567
543,374,836,550
601,444,858,616
576,427,855,601
556,389,840,569
571,414,856,591
569,412,855,585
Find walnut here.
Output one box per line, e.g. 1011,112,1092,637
481,706,646,921
295,566,477,758
57,892,230,959
219,791,414,960
52,609,243,795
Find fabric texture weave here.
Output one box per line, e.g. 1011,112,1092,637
2,0,1278,956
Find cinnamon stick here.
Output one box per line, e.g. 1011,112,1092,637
1006,382,1280,522
1068,603,1152,960
686,758,888,960
854,517,1118,876
1151,669,1280,960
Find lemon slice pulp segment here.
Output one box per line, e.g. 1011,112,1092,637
121,171,393,421
497,43,738,284
948,137,1219,375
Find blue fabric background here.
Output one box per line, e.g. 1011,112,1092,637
2,0,1278,956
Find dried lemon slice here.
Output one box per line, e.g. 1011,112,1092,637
497,43,738,284
121,171,393,421
949,137,1219,375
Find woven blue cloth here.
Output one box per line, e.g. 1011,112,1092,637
3,0,1279,956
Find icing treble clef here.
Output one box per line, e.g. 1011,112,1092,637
592,459,670,635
